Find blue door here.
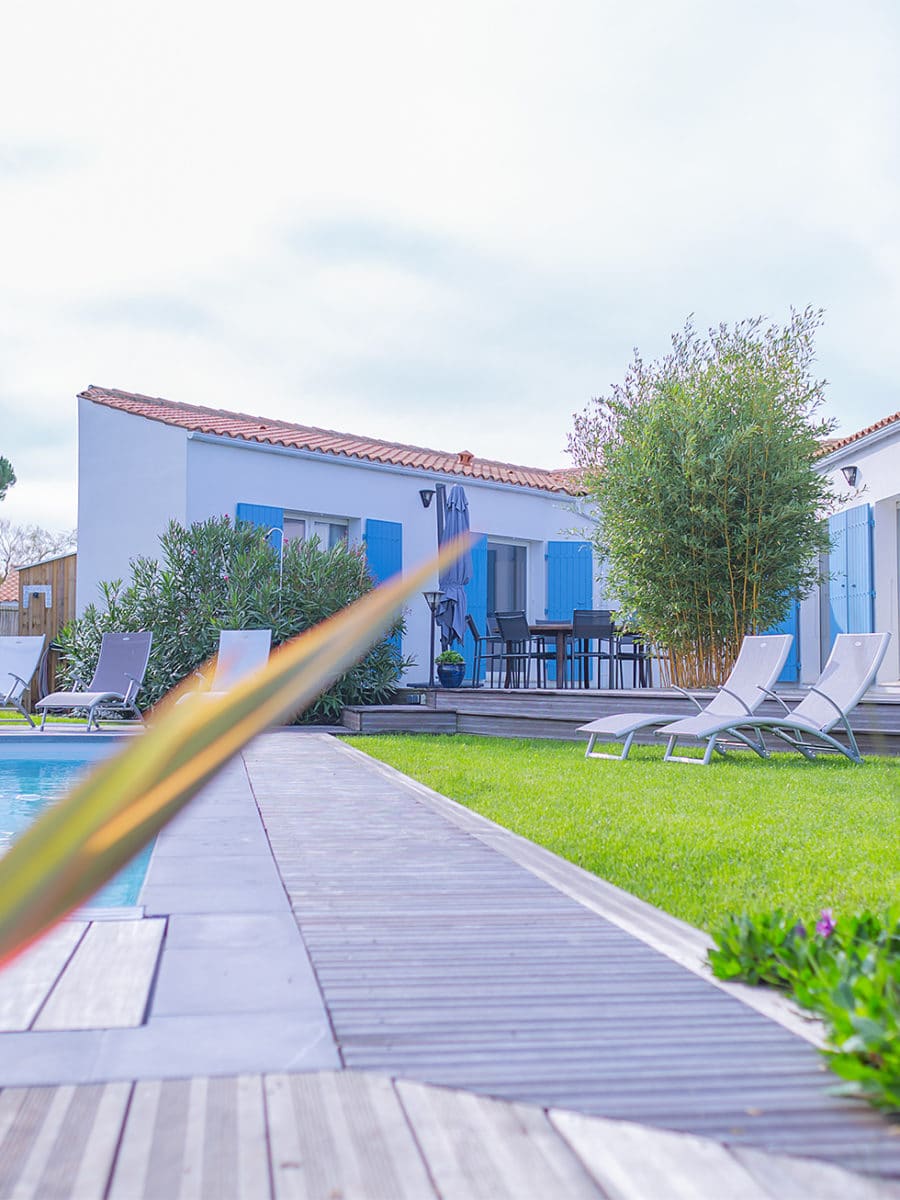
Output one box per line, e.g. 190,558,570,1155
364,519,403,657
235,503,284,551
828,503,874,645
463,535,488,682
545,541,594,682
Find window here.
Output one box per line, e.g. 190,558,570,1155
487,541,526,616
283,513,348,548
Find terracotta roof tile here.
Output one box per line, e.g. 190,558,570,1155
80,386,582,494
0,569,18,603
817,410,900,457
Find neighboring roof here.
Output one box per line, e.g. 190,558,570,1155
817,410,900,457
0,569,18,604
81,386,582,494
15,550,76,572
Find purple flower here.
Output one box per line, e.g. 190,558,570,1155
815,909,836,937
791,921,807,939
222,574,229,583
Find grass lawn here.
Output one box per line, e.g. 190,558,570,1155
345,734,900,932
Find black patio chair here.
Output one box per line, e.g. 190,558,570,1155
614,632,650,688
495,612,551,688
566,610,614,688
466,614,505,687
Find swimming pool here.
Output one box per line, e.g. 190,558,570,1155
0,757,153,909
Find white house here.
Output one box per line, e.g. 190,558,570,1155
76,386,599,682
790,409,900,687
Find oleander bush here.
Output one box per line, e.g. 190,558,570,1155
57,516,409,722
711,908,900,1110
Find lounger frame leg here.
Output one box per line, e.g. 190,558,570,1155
585,731,636,762
663,735,721,765
5,698,36,728
772,725,863,765
664,726,768,765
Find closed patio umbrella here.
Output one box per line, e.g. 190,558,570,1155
435,484,472,648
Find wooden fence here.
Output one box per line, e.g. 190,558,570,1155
16,552,77,707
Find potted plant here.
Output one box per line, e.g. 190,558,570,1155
435,649,466,688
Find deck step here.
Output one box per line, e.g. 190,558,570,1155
342,706,458,735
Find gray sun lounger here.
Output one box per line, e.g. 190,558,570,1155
658,631,891,766
36,631,153,731
180,628,272,701
578,634,792,761
0,635,46,726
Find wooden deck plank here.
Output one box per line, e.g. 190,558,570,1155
0,1082,130,1200
550,1109,775,1200
396,1079,606,1200
734,1145,900,1200
34,919,165,1031
0,923,87,1032
265,1071,437,1200
109,1075,270,1200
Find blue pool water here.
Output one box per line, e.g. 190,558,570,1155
0,759,153,908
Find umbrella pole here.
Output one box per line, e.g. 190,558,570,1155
435,483,449,654
435,483,446,543
428,612,436,688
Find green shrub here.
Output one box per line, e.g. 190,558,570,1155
711,908,900,1110
435,649,465,664
58,516,409,722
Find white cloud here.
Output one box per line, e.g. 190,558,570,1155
2,0,900,528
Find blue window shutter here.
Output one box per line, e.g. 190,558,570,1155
545,541,593,618
765,602,800,682
363,519,403,584
828,503,873,644
463,534,488,680
235,503,284,552
545,541,594,682
845,503,875,634
364,519,403,657
827,509,848,643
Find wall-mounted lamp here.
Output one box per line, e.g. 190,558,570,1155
840,465,859,488
419,488,436,509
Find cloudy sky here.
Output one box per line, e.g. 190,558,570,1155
3,0,899,531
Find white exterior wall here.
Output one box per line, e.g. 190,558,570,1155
76,400,188,611
185,434,597,680
800,423,900,685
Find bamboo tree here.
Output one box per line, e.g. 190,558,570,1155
569,309,835,686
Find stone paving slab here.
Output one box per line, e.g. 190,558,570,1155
0,754,338,1085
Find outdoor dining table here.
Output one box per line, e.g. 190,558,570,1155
528,620,572,681
529,620,643,688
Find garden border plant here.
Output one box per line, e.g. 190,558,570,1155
711,908,900,1112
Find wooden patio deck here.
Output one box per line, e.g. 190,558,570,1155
247,735,900,1179
344,684,900,753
